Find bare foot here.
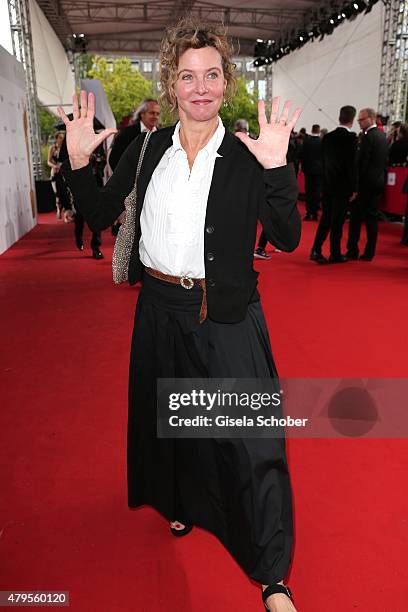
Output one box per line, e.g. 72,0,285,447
262,583,297,612
170,520,186,531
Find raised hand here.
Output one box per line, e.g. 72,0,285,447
56,91,117,170
235,97,302,169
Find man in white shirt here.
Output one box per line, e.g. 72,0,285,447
109,99,160,171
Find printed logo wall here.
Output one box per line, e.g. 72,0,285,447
0,45,36,255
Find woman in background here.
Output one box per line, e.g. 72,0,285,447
47,131,65,218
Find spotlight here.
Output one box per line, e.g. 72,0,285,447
254,0,378,64
73,33,88,52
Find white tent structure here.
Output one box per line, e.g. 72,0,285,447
29,0,74,111
272,2,384,131
22,0,407,130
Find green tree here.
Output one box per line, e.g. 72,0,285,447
77,53,94,80
37,103,58,144
87,56,153,124
220,76,259,135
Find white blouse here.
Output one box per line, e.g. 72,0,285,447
139,118,225,278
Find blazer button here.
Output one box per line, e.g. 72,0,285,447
206,252,215,261
207,278,216,288
206,225,214,234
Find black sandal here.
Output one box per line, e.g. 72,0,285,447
169,522,193,537
262,584,294,609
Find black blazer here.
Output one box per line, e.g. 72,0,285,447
322,127,358,196
109,120,142,171
357,127,389,195
62,125,300,323
299,135,322,176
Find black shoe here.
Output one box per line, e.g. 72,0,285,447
254,248,271,260
304,213,312,221
310,250,328,264
345,251,359,260
359,254,373,261
329,254,348,263
262,584,294,610
92,249,104,260
170,522,193,537
76,241,84,251
401,240,408,246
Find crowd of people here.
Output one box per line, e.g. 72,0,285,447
47,96,408,265
253,107,407,262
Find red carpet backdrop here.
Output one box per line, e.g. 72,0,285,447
1,209,408,611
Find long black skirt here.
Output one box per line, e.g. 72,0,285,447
127,273,294,585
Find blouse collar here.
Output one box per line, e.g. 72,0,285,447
170,118,225,159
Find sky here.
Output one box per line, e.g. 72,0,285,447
0,0,14,56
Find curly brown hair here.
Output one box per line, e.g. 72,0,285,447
159,18,236,113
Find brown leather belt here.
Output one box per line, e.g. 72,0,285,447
144,267,207,324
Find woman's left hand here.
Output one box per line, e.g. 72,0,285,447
235,97,302,169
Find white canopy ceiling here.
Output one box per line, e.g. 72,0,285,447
35,0,323,56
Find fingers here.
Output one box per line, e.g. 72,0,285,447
269,97,280,123
87,92,95,122
56,105,69,125
266,97,302,129
288,106,302,130
258,100,267,128
94,128,118,149
72,93,79,120
80,90,88,119
279,100,292,125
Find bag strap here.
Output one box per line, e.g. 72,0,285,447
133,130,153,196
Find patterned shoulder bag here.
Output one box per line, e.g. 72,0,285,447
112,130,153,284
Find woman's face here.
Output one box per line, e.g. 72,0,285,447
56,133,64,146
174,46,226,123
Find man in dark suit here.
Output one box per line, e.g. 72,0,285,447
300,124,322,220
346,108,389,261
108,98,160,237
310,106,358,264
59,135,104,259
108,98,160,171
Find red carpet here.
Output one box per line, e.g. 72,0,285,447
1,209,408,611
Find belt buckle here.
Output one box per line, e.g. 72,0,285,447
180,276,194,290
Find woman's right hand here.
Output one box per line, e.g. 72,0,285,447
56,91,117,170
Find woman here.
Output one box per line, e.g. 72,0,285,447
389,124,408,166
47,131,65,218
57,20,301,612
